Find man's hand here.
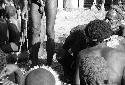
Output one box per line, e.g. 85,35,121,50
10,42,18,51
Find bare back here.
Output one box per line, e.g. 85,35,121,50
79,42,125,85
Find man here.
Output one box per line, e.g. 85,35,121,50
0,6,19,53
105,5,125,37
76,19,125,85
57,25,87,83
22,0,57,67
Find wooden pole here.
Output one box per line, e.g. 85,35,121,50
94,0,97,4
71,0,78,8
58,0,63,10
79,0,84,8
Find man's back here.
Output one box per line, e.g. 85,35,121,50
0,18,8,43
79,41,125,85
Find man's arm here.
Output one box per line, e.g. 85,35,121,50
21,0,28,19
75,53,80,85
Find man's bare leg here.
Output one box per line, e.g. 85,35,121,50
45,0,57,66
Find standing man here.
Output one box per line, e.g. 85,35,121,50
22,0,57,66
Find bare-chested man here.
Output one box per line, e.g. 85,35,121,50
76,19,125,85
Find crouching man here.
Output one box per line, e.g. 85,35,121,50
76,19,125,85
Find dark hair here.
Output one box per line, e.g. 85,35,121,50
85,19,113,46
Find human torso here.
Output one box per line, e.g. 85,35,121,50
79,39,125,85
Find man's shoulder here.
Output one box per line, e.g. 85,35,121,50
79,47,98,58
79,46,125,59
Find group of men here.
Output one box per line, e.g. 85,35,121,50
59,4,125,85
1,0,125,85
0,0,58,85
0,0,57,84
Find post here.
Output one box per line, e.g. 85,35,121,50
63,0,78,10
58,0,63,10
79,0,84,8
94,0,97,4
71,0,78,8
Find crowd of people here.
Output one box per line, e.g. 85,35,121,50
0,0,125,85
0,0,58,85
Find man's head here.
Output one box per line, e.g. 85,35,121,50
5,5,17,18
85,19,113,45
105,8,123,31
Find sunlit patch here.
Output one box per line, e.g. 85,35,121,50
104,35,124,48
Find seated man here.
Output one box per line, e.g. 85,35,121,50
105,5,125,37
58,25,88,83
0,8,19,53
5,5,20,47
60,5,125,74
0,5,21,64
76,19,125,85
